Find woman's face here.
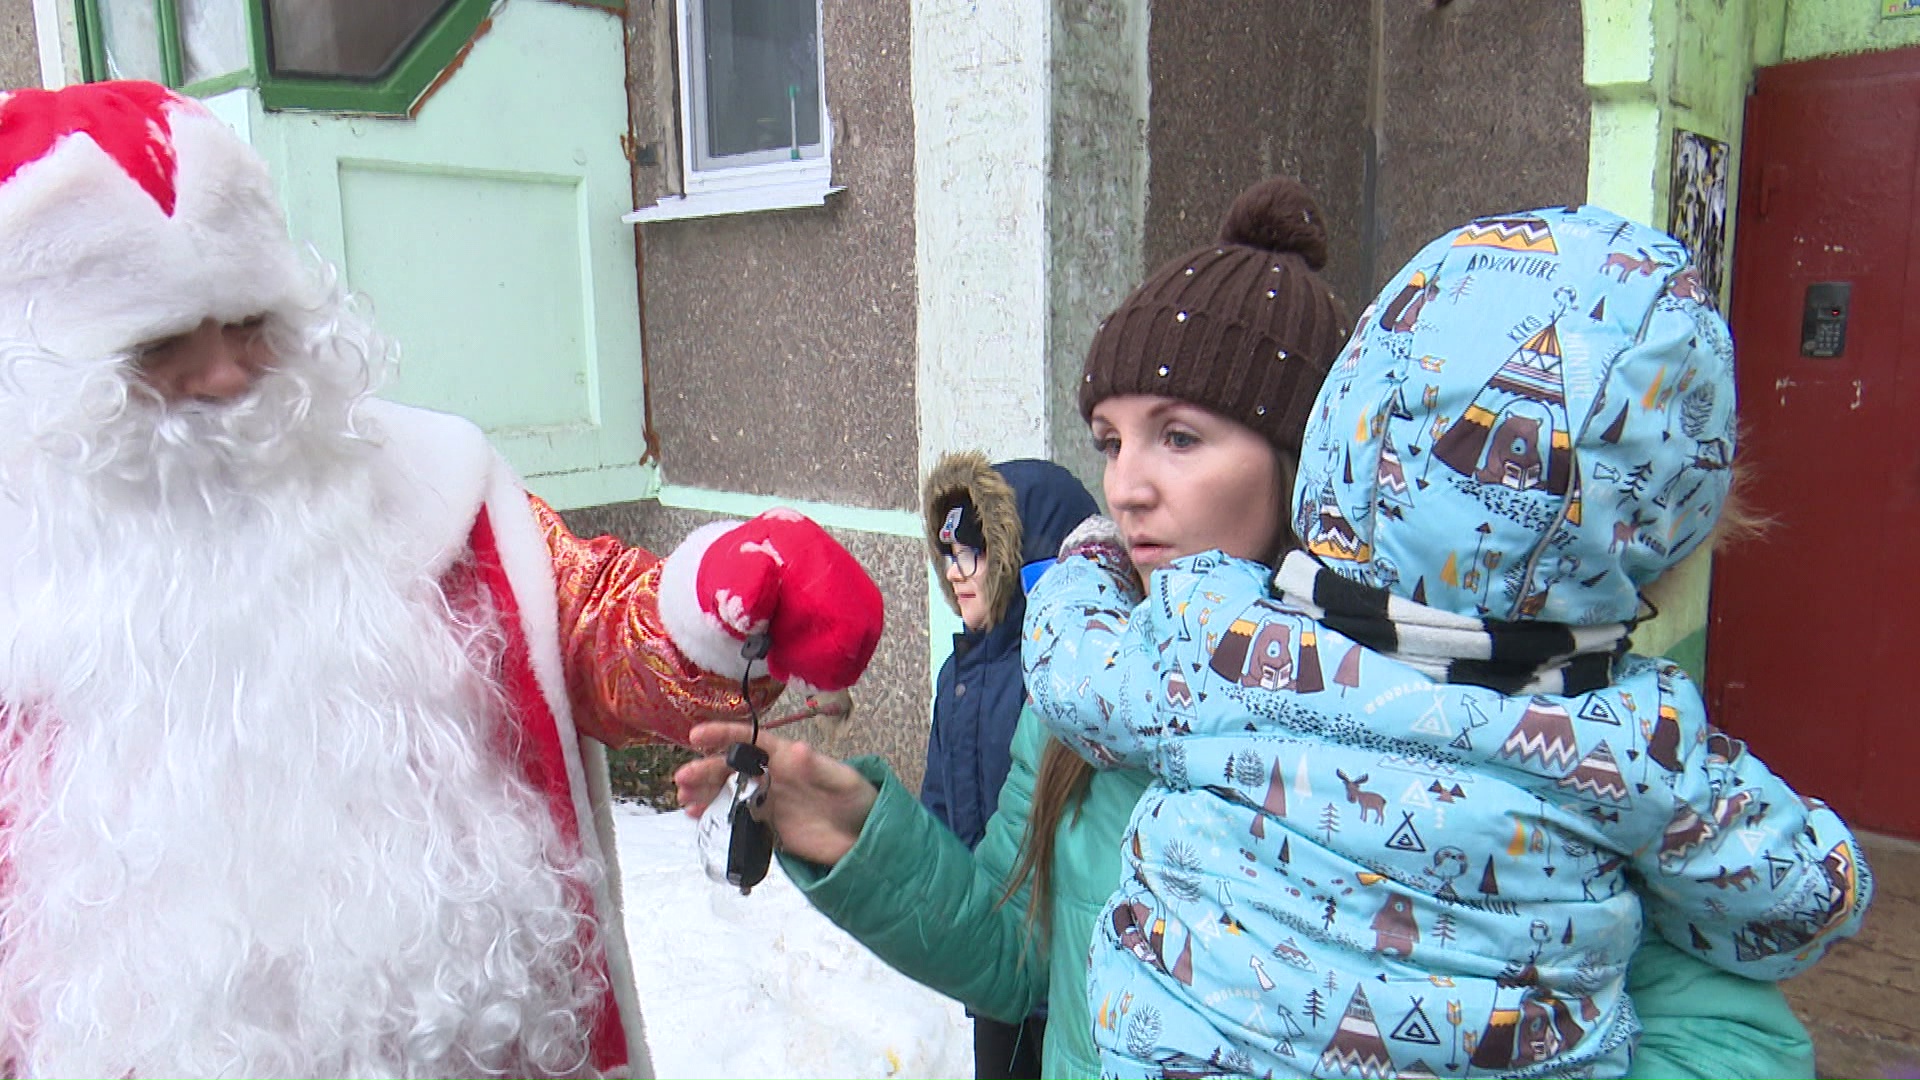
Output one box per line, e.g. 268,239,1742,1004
1090,394,1288,577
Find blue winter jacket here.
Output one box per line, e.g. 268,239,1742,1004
1024,205,1870,1079
921,456,1097,850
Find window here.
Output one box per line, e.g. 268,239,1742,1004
688,0,820,171
262,0,455,81
77,0,254,92
626,0,838,222
84,0,188,87
178,0,250,85
71,0,631,114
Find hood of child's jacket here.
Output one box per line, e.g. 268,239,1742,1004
1292,206,1738,624
923,453,1098,629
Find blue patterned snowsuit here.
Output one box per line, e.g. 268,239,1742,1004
1024,206,1870,1079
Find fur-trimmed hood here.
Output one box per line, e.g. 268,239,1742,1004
922,453,1097,630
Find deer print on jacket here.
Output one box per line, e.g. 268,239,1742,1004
1023,204,1869,1080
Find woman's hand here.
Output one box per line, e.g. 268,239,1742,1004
674,721,880,868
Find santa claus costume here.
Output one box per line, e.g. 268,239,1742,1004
0,81,884,1078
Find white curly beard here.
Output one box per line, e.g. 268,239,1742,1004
0,314,605,1077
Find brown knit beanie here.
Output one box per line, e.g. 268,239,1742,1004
1080,176,1350,459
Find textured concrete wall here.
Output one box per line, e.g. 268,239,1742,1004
1047,0,1149,499
560,502,932,791
1374,0,1589,293
911,0,1051,469
0,0,40,89
1146,1,1588,309
627,0,918,512
1145,2,1371,311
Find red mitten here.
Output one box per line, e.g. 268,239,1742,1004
659,508,884,692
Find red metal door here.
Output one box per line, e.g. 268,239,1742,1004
1712,47,1920,841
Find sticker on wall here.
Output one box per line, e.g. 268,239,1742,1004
1666,130,1730,304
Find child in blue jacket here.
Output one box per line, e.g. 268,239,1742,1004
1025,205,1870,1078
922,452,1098,1078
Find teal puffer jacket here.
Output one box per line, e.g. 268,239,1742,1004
781,711,1816,1079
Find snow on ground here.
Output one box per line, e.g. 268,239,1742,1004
615,801,973,1079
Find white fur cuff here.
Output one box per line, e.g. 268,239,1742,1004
657,520,760,681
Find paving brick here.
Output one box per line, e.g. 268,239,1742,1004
1781,832,1920,1079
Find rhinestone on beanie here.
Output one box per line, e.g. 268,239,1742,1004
1157,366,1170,377
1176,312,1189,322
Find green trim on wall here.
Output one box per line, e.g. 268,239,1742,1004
564,0,626,10
655,484,922,537
252,0,489,116
73,0,186,85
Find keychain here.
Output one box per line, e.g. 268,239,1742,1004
697,633,778,894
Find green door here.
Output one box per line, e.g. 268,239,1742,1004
83,0,652,509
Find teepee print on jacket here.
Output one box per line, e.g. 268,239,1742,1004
1295,206,1734,625
1022,203,1870,1080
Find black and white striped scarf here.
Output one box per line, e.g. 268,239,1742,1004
1268,550,1630,697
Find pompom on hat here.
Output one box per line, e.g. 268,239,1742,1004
1079,175,1350,459
0,80,311,362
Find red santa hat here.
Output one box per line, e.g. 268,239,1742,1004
0,80,311,361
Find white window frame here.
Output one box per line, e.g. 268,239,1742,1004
625,0,840,223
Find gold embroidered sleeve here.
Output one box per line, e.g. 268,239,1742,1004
533,494,782,748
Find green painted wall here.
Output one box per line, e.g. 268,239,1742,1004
1582,0,1766,665
1780,0,1920,62
212,1,653,512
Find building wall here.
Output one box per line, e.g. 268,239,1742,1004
1579,0,1920,677
620,0,929,784
1144,1,1589,321
625,0,918,512
910,0,1052,473
1780,0,1920,61
1047,0,1150,495
1373,0,1589,290
1143,2,1371,310
0,0,41,89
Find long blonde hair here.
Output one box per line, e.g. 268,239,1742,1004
1002,741,1095,938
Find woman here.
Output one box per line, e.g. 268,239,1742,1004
676,177,1816,1079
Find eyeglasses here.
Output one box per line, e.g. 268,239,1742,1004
943,545,982,578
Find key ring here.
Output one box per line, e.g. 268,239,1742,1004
720,632,776,894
